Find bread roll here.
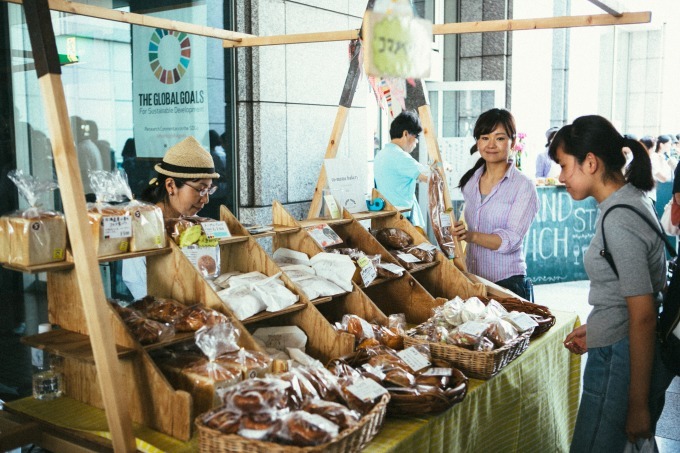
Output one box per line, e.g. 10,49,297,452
6,212,67,266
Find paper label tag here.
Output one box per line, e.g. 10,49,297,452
377,263,404,274
201,221,231,239
347,377,388,402
306,224,343,248
118,240,129,252
397,346,431,372
421,367,453,376
439,213,452,228
397,253,420,263
52,248,64,260
506,312,539,332
360,262,377,287
458,321,488,337
416,242,437,252
154,235,162,245
324,194,341,219
101,215,132,239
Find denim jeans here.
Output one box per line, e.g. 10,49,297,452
495,274,532,301
570,336,674,453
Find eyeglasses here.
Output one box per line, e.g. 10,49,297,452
408,131,421,139
185,183,217,197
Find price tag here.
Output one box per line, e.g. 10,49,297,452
359,261,377,287
306,224,343,248
201,221,231,239
439,213,452,228
421,367,453,377
416,242,437,252
102,215,132,239
377,263,404,275
396,253,420,263
324,194,341,219
458,321,489,337
347,377,388,402
397,346,431,372
506,312,539,332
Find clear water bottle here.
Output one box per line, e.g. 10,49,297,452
32,352,64,401
31,323,64,401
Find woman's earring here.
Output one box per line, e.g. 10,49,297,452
169,191,174,196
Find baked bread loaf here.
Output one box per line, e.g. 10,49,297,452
126,202,166,252
374,228,413,249
0,217,10,262
283,411,339,446
201,406,241,434
87,206,131,257
143,298,186,324
5,212,67,266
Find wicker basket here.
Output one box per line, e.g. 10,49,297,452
195,393,390,453
339,350,468,415
486,296,556,338
403,331,531,380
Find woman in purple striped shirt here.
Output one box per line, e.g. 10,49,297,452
452,109,539,300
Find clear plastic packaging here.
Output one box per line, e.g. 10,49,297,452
428,165,456,258
2,170,66,266
373,228,413,249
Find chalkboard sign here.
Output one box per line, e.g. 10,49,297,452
525,186,598,284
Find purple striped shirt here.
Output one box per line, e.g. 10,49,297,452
462,164,539,282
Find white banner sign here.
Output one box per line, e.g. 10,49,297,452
132,6,209,157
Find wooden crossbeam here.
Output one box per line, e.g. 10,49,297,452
5,0,251,41
22,0,135,451
221,12,650,48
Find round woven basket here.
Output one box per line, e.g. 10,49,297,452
339,350,468,415
484,296,556,338
195,393,390,453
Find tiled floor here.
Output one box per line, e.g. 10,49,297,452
1,281,679,451
535,281,680,452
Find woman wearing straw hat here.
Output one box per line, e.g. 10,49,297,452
122,136,220,299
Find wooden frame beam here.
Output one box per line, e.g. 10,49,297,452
587,0,625,17
221,12,650,48
5,0,252,41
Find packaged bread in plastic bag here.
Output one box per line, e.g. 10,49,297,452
114,170,165,252
87,171,131,257
2,170,66,266
428,164,456,258
180,323,243,414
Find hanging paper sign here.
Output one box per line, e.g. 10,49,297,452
364,12,432,79
324,158,366,214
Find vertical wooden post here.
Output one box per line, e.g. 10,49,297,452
22,1,135,451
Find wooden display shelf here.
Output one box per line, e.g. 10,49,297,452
311,295,337,305
250,224,300,239
408,261,440,274
351,209,400,222
1,247,173,274
240,302,308,325
218,235,249,245
21,329,136,361
298,217,352,228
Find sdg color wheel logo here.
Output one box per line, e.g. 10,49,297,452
148,28,191,84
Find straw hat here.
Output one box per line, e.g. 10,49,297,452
154,136,220,179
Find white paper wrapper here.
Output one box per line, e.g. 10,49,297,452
310,252,355,292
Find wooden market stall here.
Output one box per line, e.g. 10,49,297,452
0,0,651,450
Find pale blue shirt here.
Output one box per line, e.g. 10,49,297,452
374,143,428,226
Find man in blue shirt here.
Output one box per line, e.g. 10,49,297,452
374,111,429,226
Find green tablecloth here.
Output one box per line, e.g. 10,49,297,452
364,309,581,452
6,310,580,453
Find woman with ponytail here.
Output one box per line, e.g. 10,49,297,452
554,116,673,452
452,108,539,300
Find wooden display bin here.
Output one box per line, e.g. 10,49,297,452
363,191,488,302
272,201,442,329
